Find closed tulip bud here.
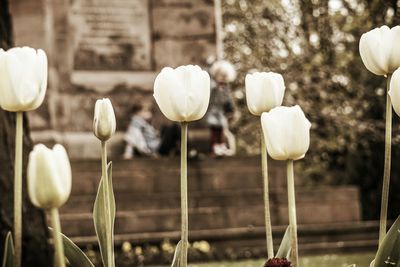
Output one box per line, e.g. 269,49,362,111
93,98,116,141
359,25,400,76
261,105,311,161
389,68,400,117
28,144,72,209
246,72,285,115
154,65,210,122
0,47,48,112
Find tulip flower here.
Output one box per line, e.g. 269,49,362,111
360,26,400,244
153,65,210,122
0,47,48,112
246,71,286,259
246,72,285,116
359,25,400,76
389,68,400,117
93,98,116,142
261,105,311,267
0,46,48,267
28,144,71,267
261,105,311,161
92,98,117,267
153,65,211,267
28,144,72,209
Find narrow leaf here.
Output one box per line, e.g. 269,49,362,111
171,240,182,267
276,226,291,259
49,228,94,267
374,216,400,267
1,232,14,267
93,162,116,267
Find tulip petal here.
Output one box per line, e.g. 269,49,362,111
388,26,400,72
0,50,21,111
359,26,393,75
389,68,400,117
261,111,287,160
29,49,48,110
185,68,210,121
154,67,186,121
53,144,72,205
288,105,311,160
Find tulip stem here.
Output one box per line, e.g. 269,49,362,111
379,74,393,244
180,122,189,267
287,160,299,267
14,112,23,267
101,141,114,267
261,133,274,259
50,208,65,267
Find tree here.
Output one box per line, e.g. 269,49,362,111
0,0,52,265
223,0,400,220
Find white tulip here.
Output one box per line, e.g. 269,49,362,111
246,72,285,115
261,105,311,160
0,47,48,112
154,65,210,122
93,98,116,141
389,68,400,117
359,25,400,76
28,144,72,209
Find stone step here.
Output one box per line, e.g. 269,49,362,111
61,186,359,216
60,187,361,238
69,157,292,195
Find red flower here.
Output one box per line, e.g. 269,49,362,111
264,258,292,267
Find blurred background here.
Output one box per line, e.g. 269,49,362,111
1,0,400,266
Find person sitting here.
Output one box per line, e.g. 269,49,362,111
205,59,237,156
123,104,180,159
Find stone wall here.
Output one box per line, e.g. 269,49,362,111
10,0,217,158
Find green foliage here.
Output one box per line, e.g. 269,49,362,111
223,0,400,219
276,226,291,259
48,228,94,267
171,241,182,267
373,216,400,267
1,232,14,267
93,162,116,267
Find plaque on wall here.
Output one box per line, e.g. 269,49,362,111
72,0,152,71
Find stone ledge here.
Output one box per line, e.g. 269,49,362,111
71,71,158,93
31,130,126,159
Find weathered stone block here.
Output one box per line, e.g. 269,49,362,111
154,38,216,69
152,5,215,37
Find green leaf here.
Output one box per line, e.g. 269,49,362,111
374,216,400,267
171,240,182,267
276,226,291,259
1,232,14,267
93,162,116,267
49,228,94,267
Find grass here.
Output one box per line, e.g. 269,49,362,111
189,253,375,267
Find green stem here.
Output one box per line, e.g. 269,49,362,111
14,112,23,267
50,208,65,267
287,160,299,267
261,132,274,259
101,141,114,267
180,122,188,267
379,74,393,244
